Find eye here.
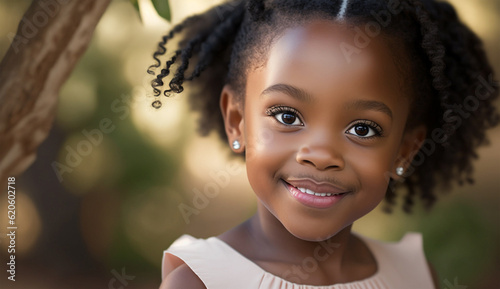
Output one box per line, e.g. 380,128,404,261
346,120,383,138
275,112,302,125
266,106,304,126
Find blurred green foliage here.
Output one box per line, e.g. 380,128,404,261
0,0,498,288
417,200,498,286
131,0,172,22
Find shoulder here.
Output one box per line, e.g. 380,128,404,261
398,233,440,289
160,235,207,288
160,263,206,289
356,232,438,288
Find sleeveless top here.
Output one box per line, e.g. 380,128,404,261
162,232,435,289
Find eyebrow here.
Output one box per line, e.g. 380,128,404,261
261,83,392,119
260,83,313,103
344,99,393,119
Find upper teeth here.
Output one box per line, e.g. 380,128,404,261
296,187,342,197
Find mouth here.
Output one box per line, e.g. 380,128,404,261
292,187,346,197
281,178,350,209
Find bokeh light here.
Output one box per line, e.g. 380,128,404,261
0,0,498,288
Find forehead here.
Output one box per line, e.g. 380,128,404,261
256,20,405,103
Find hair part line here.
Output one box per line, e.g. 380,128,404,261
337,0,349,19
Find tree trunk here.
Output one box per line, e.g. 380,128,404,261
0,0,111,185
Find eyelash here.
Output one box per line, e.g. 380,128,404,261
265,106,384,138
346,120,384,139
265,105,304,126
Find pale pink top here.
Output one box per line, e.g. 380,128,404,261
162,232,435,289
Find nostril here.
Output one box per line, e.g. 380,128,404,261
297,152,344,171
296,145,345,171
325,164,340,170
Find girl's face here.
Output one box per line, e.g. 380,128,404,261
223,20,424,241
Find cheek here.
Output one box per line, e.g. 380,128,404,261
244,117,282,192
243,115,301,206
243,109,294,168
347,146,395,199
245,127,277,161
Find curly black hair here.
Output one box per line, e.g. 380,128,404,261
147,0,499,213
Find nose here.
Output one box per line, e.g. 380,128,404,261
295,134,345,171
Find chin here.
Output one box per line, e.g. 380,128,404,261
283,221,350,242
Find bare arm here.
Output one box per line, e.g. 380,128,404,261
427,261,440,289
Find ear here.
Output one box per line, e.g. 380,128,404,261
393,125,427,178
220,85,245,153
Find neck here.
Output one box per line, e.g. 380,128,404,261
247,202,355,268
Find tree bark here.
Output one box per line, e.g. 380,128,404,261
0,0,111,184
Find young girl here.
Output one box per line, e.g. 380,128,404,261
148,0,498,288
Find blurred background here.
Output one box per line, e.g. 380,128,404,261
0,0,498,288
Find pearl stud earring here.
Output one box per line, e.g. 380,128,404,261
396,166,404,176
232,140,241,150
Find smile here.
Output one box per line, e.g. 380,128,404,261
294,187,345,197
281,179,350,209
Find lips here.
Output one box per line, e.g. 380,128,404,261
285,178,349,195
282,178,350,209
